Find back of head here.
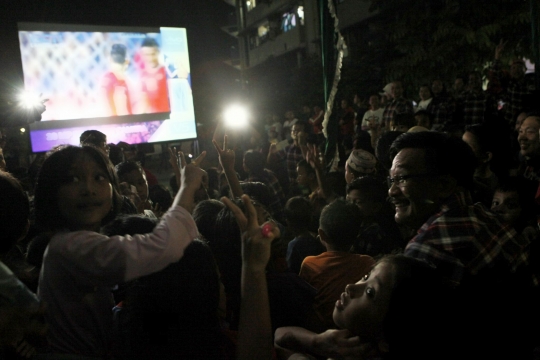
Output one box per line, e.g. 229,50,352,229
346,175,388,204
389,131,476,191
148,184,173,211
319,199,362,250
34,145,122,231
192,199,225,243
239,181,272,212
393,113,416,131
101,214,158,236
111,44,127,64
80,130,106,147
0,171,30,252
284,196,313,228
244,150,265,174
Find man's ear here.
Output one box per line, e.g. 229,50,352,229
436,175,457,199
317,228,329,245
482,151,493,164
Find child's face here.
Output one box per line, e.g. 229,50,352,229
346,189,377,218
57,155,113,232
333,261,395,340
491,190,522,225
123,169,149,203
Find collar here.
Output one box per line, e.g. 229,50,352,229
416,190,473,234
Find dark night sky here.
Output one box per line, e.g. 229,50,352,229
0,0,238,103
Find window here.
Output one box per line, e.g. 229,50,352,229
246,0,257,11
281,11,296,32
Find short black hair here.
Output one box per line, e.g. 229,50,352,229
141,37,159,48
319,199,362,251
149,184,173,211
297,159,315,176
115,161,145,182
192,199,225,243
111,44,127,64
243,150,265,174
284,196,312,227
346,175,388,203
80,130,106,147
101,214,158,236
239,181,272,212
393,113,416,129
414,110,433,124
389,131,476,190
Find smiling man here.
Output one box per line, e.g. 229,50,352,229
387,131,536,358
388,131,532,285
518,111,540,182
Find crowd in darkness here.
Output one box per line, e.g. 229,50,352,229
1,42,540,360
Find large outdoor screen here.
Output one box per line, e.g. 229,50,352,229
18,22,197,152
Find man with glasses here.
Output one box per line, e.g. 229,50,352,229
387,131,536,359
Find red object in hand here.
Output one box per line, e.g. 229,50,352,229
261,223,272,237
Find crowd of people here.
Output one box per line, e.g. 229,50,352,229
0,44,539,360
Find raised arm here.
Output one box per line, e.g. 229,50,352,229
173,151,207,213
213,135,243,198
222,195,279,360
305,144,332,201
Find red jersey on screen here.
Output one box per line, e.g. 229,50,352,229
102,72,133,116
141,66,170,113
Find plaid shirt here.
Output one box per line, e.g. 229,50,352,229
405,191,533,285
382,97,414,127
458,89,497,125
490,59,536,124
247,169,285,219
429,95,456,125
275,144,304,184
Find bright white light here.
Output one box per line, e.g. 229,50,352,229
18,91,42,109
20,128,26,133
223,105,249,128
297,6,304,20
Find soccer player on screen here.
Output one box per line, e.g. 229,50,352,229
101,44,133,116
139,37,170,113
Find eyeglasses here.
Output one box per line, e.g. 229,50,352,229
387,174,435,188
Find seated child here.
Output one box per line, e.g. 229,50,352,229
276,254,458,360
347,175,406,257
299,199,375,330
284,196,325,274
